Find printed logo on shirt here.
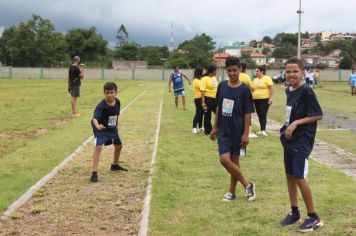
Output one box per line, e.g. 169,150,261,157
285,106,292,125
222,98,234,117
108,115,118,128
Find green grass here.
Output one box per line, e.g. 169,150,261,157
149,85,356,235
0,79,156,211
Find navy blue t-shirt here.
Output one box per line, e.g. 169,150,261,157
280,84,323,154
92,98,121,134
216,81,253,141
68,65,81,86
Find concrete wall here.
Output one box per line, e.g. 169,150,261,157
0,66,352,81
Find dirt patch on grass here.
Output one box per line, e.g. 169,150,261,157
0,118,69,159
0,92,160,235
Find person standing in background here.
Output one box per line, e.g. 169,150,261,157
68,56,84,117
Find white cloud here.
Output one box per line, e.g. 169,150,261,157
0,0,355,46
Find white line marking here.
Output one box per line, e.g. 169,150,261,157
2,89,148,217
138,89,164,236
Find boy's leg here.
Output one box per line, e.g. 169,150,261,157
71,96,77,115
220,153,249,188
182,95,186,110
174,96,179,108
286,174,298,207
92,145,103,172
228,154,240,194
296,179,314,214
113,144,122,165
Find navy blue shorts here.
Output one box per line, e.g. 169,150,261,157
218,136,241,156
94,132,122,146
174,88,185,97
284,148,309,179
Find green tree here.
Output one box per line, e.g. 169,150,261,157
240,52,257,69
165,52,189,69
178,33,215,68
116,24,129,47
272,47,297,58
114,43,140,60
146,48,162,65
273,33,298,47
65,26,108,62
262,36,272,44
339,55,351,69
0,14,68,67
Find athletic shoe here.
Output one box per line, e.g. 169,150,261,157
246,182,256,201
249,132,258,138
192,128,198,134
199,127,205,132
261,131,268,136
255,131,263,135
280,212,300,226
222,192,236,202
90,172,98,183
110,164,128,171
298,216,324,233
71,112,81,117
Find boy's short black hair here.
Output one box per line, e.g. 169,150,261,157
173,65,178,69
103,82,117,92
225,56,240,68
257,65,267,75
285,58,304,70
240,62,247,72
206,65,217,74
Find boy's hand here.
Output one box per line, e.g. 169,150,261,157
285,122,298,139
268,98,273,104
210,127,218,141
240,134,249,147
96,124,106,130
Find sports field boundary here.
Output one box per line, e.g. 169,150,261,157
138,89,164,236
2,88,148,217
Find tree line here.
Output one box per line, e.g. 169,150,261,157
1,14,356,69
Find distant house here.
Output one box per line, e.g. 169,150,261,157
213,52,230,67
316,56,340,68
223,45,250,57
250,51,267,65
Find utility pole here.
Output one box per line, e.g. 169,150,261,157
297,0,303,59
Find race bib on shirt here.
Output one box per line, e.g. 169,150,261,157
222,98,234,117
285,106,292,125
108,115,118,128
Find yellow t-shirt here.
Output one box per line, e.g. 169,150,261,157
200,75,218,98
193,78,202,98
239,72,252,89
251,75,273,99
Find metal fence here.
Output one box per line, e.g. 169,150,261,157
0,66,352,81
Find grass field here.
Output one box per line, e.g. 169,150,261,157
0,79,355,235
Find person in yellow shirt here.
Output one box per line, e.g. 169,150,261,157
201,65,218,135
192,67,204,134
240,62,258,138
251,66,274,136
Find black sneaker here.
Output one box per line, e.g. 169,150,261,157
110,164,128,171
245,182,256,201
298,216,324,232
90,172,98,183
280,212,300,226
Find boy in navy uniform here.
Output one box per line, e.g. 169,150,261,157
210,56,256,202
280,58,324,232
168,65,191,110
90,82,127,183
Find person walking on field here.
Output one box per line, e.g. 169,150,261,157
251,66,273,136
201,65,218,135
210,56,256,202
68,56,84,117
90,82,127,183
192,67,205,134
168,65,191,110
348,68,356,96
280,58,324,233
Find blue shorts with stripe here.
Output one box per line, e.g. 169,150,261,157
283,147,309,179
94,132,122,146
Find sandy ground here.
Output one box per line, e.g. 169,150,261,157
0,89,161,235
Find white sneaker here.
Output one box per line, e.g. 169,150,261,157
249,132,258,138
199,127,204,132
192,128,198,134
222,192,236,202
255,131,263,135
261,131,268,136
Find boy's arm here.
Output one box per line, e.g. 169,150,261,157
182,73,191,85
285,115,323,139
240,114,251,147
168,76,172,93
210,106,219,141
201,91,207,111
92,118,105,130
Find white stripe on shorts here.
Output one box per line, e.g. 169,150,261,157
303,158,309,179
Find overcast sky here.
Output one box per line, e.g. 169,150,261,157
0,0,355,48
